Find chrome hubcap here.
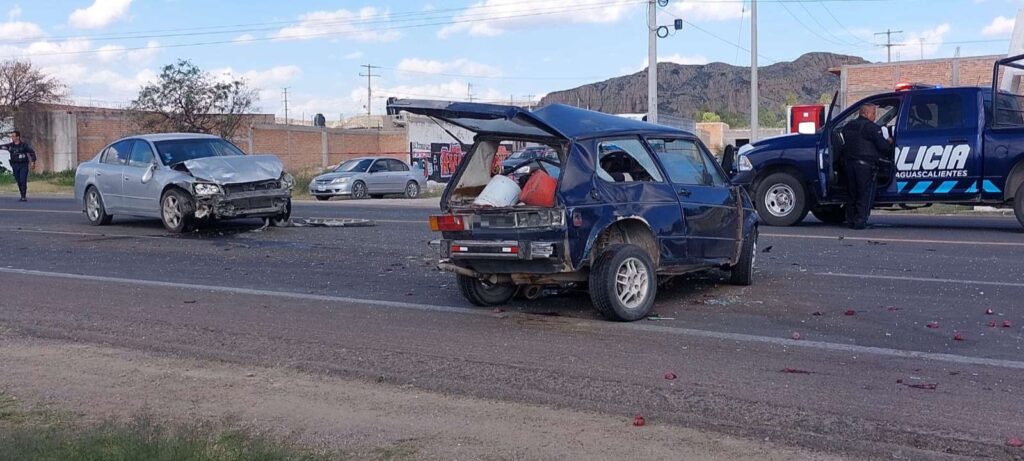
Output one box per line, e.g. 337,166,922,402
86,192,100,220
615,257,649,309
765,184,796,217
162,196,181,227
407,183,418,197
354,183,365,197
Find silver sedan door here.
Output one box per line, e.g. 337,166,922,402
121,140,162,215
365,159,390,193
94,140,133,211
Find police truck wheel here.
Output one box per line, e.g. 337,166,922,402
160,189,196,233
457,274,516,307
729,228,757,286
84,186,112,226
1014,182,1024,229
589,244,657,322
756,173,808,226
811,204,846,225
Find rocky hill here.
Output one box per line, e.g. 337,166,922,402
539,52,868,127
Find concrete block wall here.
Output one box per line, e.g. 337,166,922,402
843,55,1002,107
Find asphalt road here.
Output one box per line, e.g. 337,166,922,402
1,195,1022,459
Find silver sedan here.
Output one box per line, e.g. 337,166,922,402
74,133,294,233
310,157,426,200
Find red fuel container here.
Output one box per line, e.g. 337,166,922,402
520,170,557,207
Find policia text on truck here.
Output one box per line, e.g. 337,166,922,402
729,54,1024,229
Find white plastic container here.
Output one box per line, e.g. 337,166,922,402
473,175,521,207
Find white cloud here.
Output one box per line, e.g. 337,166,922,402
0,20,44,41
233,33,255,43
8,5,21,21
272,7,402,42
69,0,133,29
438,0,637,39
96,40,159,64
396,58,502,78
667,0,744,21
982,16,1015,36
901,23,951,60
639,54,709,71
344,51,364,60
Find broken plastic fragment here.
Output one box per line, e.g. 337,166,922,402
985,308,994,315
953,332,964,341
811,311,823,316
844,310,856,316
632,414,646,427
664,372,677,380
886,306,900,312
1007,437,1024,448
905,383,938,390
791,332,801,340
988,321,998,328
1003,320,1012,328
646,315,675,321
926,322,939,329
781,368,811,374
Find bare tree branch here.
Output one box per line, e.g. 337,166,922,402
0,60,68,119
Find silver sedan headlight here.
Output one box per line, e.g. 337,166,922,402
280,173,295,189
331,177,351,184
193,183,223,196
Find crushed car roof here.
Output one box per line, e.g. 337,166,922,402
388,99,688,140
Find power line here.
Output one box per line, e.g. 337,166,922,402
795,1,858,46
777,1,851,47
818,2,873,45
875,29,904,63
663,10,779,64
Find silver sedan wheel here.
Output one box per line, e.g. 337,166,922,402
405,181,420,198
615,257,650,309
162,194,182,228
764,184,797,218
86,190,101,221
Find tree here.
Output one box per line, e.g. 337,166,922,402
819,92,834,105
130,60,258,139
0,60,67,119
700,111,722,123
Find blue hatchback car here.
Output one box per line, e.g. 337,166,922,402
388,100,759,321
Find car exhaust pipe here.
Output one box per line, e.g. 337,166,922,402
522,285,543,300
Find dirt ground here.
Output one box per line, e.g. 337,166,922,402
0,333,841,461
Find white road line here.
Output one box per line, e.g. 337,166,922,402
1,228,167,240
764,233,1024,247
0,208,80,214
820,272,1024,288
3,267,1024,371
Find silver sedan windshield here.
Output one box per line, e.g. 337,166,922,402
154,138,245,166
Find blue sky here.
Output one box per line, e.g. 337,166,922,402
0,0,1016,122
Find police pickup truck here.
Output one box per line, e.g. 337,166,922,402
731,53,1024,228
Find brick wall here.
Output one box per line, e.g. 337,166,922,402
251,124,408,173
843,55,1002,107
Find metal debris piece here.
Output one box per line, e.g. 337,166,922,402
904,383,938,390
646,315,676,321
664,372,678,380
844,310,856,316
632,414,646,427
781,368,812,374
291,217,376,227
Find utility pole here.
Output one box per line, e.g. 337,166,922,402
647,0,658,124
467,83,474,102
750,0,758,142
874,29,903,63
919,38,925,60
359,64,380,117
281,87,290,125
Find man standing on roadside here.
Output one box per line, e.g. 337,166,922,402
841,104,893,229
2,131,36,202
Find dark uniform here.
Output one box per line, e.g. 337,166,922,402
2,140,36,201
841,116,891,229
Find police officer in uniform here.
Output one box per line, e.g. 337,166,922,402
2,131,37,202
841,104,893,229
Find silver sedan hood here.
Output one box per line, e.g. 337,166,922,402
183,155,283,184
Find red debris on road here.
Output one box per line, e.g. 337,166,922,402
1007,437,1023,448
844,310,856,316
781,368,812,374
926,322,940,329
886,306,901,312
953,332,965,341
664,372,677,380
791,332,801,340
989,321,998,328
632,414,646,427
1003,320,1013,328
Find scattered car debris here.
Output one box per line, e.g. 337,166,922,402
632,414,646,427
811,311,823,316
663,372,678,380
781,368,812,374
791,332,801,340
844,310,856,316
493,308,505,313
989,321,999,328
289,218,376,227
926,322,940,329
904,382,938,390
985,308,994,315
953,332,965,341
1003,320,1013,328
1007,437,1024,448
885,306,900,312
761,245,773,253
646,315,675,321
183,300,196,304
